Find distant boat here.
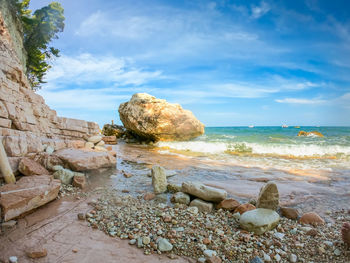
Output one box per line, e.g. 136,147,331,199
294,126,300,128
282,124,288,128
248,125,254,128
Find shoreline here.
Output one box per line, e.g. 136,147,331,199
1,142,349,262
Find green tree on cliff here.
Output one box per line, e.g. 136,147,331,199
14,0,64,90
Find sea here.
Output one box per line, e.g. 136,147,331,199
110,126,350,213
156,126,350,175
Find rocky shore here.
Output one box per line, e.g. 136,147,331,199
82,184,350,263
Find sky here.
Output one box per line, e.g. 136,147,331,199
29,0,350,127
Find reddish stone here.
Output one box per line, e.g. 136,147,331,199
18,157,49,176
203,238,211,245
234,203,256,215
216,198,240,211
72,175,86,189
143,192,155,201
102,136,117,145
306,228,318,236
26,247,47,258
280,207,300,220
206,256,222,263
106,146,113,151
299,212,325,226
0,175,60,221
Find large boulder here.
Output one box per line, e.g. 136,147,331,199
53,148,116,172
0,175,61,221
118,93,205,141
182,181,227,202
240,208,280,235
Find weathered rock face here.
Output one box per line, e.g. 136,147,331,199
0,175,61,221
53,148,116,172
0,11,99,179
118,93,205,141
240,208,280,235
171,192,190,205
256,182,279,210
182,181,227,202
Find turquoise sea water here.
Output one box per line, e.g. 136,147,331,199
157,126,350,172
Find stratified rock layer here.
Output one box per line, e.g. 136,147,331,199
0,175,61,221
0,11,99,178
54,148,116,172
118,93,204,141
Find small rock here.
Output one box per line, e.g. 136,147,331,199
206,256,222,263
143,236,151,245
187,206,199,215
289,254,297,262
172,192,190,205
182,181,227,202
216,198,240,210
256,182,279,210
151,166,167,194
129,239,136,245
306,228,318,236
274,232,285,240
299,212,325,226
234,203,256,215
190,199,213,213
203,250,217,258
26,247,47,259
280,207,300,220
72,248,78,253
157,238,173,252
250,256,263,263
263,253,271,262
72,175,86,189
143,192,156,201
88,135,102,144
198,257,206,263
53,168,75,184
9,256,18,263
334,248,341,256
274,254,281,262
137,237,143,248
46,146,55,154
240,208,280,235
77,213,85,220
167,184,182,193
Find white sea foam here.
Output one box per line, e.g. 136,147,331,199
156,141,350,157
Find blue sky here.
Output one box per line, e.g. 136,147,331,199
30,0,350,127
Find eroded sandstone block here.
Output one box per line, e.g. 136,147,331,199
0,175,61,221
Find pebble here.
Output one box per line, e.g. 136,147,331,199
187,206,199,215
203,249,217,258
197,257,206,263
143,236,151,245
274,254,281,262
274,232,285,240
263,253,271,262
289,254,297,262
129,239,136,245
334,249,341,256
9,256,18,263
250,256,263,263
137,237,143,248
157,238,173,252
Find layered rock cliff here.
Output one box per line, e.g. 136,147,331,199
0,8,99,177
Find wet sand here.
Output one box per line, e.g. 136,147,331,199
114,142,350,217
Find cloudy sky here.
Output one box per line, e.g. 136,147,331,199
30,0,350,127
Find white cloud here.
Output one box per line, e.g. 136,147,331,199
275,97,326,104
251,2,271,19
45,53,162,87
